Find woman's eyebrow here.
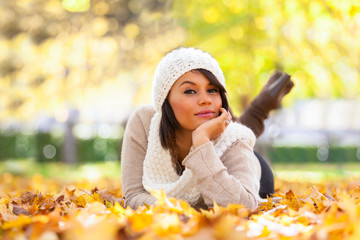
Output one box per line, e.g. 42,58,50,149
179,81,214,88
179,81,195,87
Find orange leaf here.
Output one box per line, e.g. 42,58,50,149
281,189,301,211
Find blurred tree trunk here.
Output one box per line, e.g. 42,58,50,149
62,109,78,164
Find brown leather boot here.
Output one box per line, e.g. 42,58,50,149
238,71,294,137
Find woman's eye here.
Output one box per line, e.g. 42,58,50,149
208,88,219,93
184,89,196,94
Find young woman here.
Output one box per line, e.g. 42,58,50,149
121,47,293,210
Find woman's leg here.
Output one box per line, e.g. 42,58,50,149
236,71,294,138
254,151,274,198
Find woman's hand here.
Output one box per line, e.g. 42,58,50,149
192,108,232,149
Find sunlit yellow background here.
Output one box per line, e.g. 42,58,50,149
1,0,360,123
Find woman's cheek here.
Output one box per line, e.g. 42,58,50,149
174,100,195,128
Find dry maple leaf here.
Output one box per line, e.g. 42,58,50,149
281,189,302,211
2,174,360,239
259,195,276,211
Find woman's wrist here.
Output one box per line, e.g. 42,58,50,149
192,130,210,149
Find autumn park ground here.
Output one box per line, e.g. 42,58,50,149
1,160,360,240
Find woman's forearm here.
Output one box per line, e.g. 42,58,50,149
182,141,261,209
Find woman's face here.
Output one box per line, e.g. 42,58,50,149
167,70,222,132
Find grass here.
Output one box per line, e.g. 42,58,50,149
1,159,360,183
272,163,360,183
0,158,121,181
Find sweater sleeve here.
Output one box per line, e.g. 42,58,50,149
121,106,157,209
182,140,261,209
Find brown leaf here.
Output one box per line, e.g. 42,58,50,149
97,189,118,205
56,195,64,203
12,205,30,216
20,191,37,203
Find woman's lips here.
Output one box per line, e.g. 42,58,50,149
195,110,215,118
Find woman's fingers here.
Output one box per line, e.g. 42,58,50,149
192,108,232,148
220,108,231,126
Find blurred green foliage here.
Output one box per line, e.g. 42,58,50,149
0,132,121,162
0,0,183,121
35,132,63,162
77,137,121,162
268,146,359,163
173,0,360,113
1,0,360,121
269,146,319,163
2,131,358,164
0,158,121,180
0,133,36,159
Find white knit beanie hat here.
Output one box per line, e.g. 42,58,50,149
152,47,226,112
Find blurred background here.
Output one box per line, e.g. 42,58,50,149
1,0,360,180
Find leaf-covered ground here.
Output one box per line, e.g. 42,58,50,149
1,173,360,240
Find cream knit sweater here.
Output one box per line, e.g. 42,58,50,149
121,105,261,209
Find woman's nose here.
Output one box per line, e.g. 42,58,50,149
198,93,212,105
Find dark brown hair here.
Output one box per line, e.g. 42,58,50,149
160,69,229,150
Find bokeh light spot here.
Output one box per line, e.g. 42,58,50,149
108,18,119,32
128,0,142,14
43,144,56,159
98,124,111,139
62,0,90,12
230,26,244,40
203,8,220,23
74,124,93,140
92,17,108,36
255,17,267,30
119,37,135,51
93,1,109,16
223,0,246,13
317,146,329,162
124,23,140,39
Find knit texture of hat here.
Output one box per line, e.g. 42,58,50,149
152,47,226,112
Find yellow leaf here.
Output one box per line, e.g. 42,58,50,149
213,214,242,239
201,201,223,219
150,189,168,205
105,200,113,208
180,215,201,236
2,215,32,230
86,201,108,214
75,195,87,207
92,192,102,202
259,195,276,211
128,213,153,232
259,225,271,237
110,201,127,215
32,215,50,224
143,202,151,210
152,213,181,236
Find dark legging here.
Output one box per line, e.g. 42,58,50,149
254,151,274,198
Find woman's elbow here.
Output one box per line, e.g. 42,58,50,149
123,191,157,210
242,192,260,209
